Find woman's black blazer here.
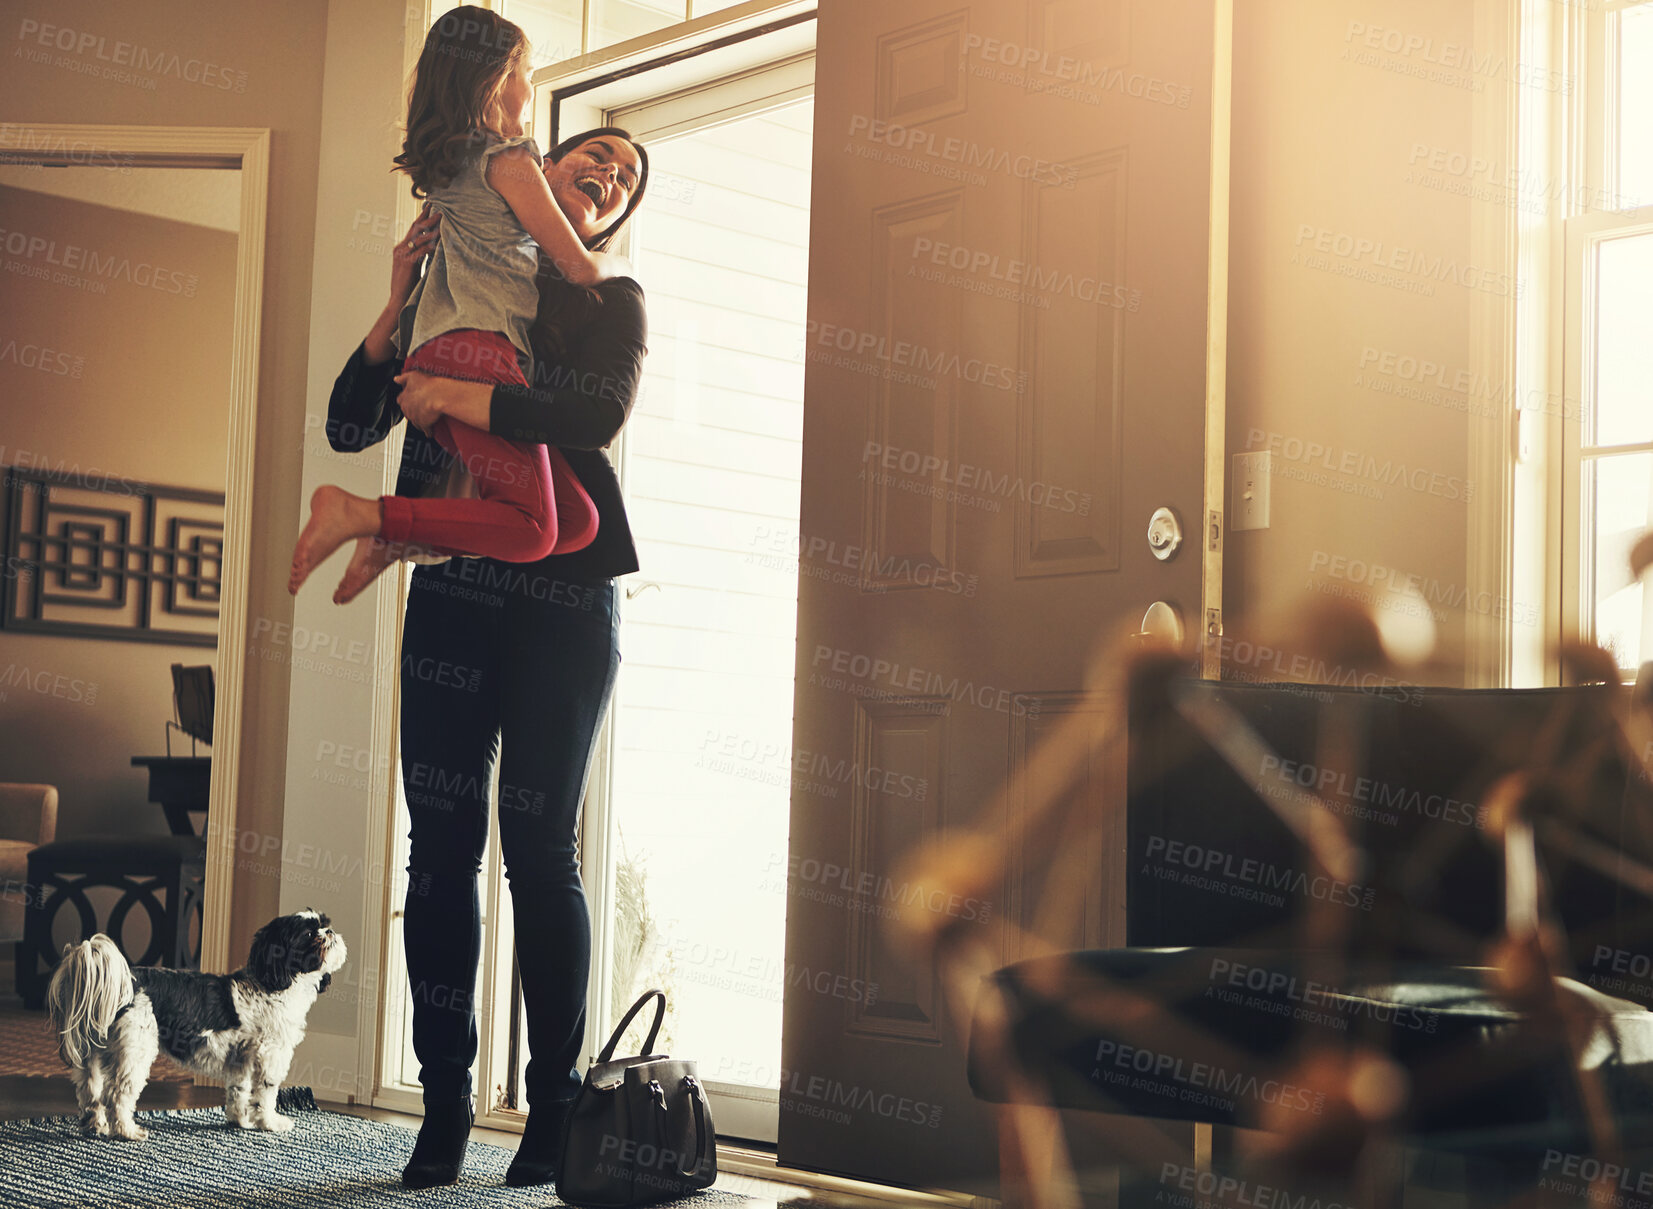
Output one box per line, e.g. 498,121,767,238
326,273,647,583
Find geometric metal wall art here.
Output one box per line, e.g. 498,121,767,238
3,467,224,645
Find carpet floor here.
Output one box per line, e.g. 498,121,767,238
0,1088,751,1208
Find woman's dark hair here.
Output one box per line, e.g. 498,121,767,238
394,5,529,198
548,126,650,253
519,130,651,354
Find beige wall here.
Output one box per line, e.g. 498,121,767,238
1224,0,1506,680
0,0,328,957
0,186,235,837
280,0,413,1080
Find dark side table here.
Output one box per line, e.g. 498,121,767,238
130,756,211,836
12,758,212,1007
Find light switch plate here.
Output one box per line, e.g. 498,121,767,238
1231,451,1271,530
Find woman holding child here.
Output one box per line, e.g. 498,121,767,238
314,6,651,1188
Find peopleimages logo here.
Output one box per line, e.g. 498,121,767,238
1541,1150,1653,1200
1143,835,1377,912
1308,550,1538,626
661,937,880,1006
802,319,1025,392
1587,944,1653,1000
747,525,979,597
762,852,993,923
1292,223,1522,299
14,19,249,91
1257,752,1484,830
862,442,1090,515
1246,427,1474,503
1208,957,1439,1033
699,728,930,801
1405,142,1637,216
1343,21,1571,95
1159,1162,1355,1209
846,115,1079,188
959,33,1193,109
1092,1040,1326,1115
0,122,130,170
0,446,138,496
808,643,1039,719
1355,345,1589,423
0,338,85,377
907,236,1141,312
0,663,99,706
1212,635,1421,706
0,226,199,295
779,1068,943,1128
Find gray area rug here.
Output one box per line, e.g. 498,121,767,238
0,1089,752,1208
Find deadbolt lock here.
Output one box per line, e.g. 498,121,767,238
1147,507,1183,561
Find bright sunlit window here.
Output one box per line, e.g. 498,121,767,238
1565,0,1653,679
502,0,790,63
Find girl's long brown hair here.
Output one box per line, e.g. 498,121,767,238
394,5,528,198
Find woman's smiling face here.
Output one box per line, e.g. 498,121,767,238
547,136,643,242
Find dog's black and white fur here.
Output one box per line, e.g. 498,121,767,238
45,910,346,1139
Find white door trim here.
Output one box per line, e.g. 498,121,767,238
527,35,816,1144
0,122,270,977
1464,0,1525,689
1201,0,1234,681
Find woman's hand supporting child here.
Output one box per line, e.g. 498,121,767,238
365,204,442,365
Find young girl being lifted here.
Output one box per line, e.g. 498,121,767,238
289,4,634,602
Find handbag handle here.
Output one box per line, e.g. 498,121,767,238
598,989,667,1062
674,1075,712,1177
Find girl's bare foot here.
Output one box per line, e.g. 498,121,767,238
333,536,405,605
290,485,381,595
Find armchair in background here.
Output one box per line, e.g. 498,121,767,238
0,783,58,945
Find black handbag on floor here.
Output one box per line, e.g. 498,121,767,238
557,989,717,1207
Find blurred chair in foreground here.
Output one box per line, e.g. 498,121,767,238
898,596,1653,1209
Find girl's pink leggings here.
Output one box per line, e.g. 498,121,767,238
379,328,597,561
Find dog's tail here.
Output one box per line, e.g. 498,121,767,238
45,935,134,1069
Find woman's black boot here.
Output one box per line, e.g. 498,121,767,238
504,1100,571,1187
402,1095,474,1188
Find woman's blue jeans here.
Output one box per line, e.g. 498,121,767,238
398,559,619,1110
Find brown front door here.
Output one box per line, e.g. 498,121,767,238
782,0,1230,1190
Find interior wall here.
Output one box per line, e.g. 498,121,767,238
0,0,329,959
280,0,414,1092
0,186,235,838
1224,0,1505,681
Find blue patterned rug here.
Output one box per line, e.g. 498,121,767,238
0,1089,753,1208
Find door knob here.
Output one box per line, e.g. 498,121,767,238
1132,601,1186,652
1147,507,1182,560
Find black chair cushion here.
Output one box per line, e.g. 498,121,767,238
29,834,207,876
968,947,1653,1136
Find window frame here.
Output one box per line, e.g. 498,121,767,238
369,0,817,1135
525,13,815,1146
499,0,810,75
1557,0,1653,681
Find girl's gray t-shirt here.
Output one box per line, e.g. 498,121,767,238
394,133,543,375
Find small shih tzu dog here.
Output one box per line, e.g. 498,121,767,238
46,909,347,1140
